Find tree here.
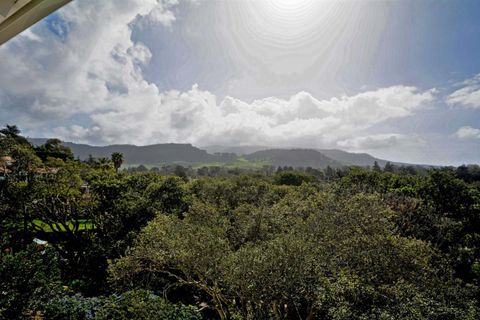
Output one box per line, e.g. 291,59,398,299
43,290,201,320
135,164,148,172
35,138,74,162
2,128,480,320
0,245,62,319
92,157,114,170
111,152,124,172
325,165,335,180
373,160,381,172
9,143,42,173
0,124,21,137
146,176,190,216
110,190,479,319
273,170,316,186
109,203,233,319
0,124,30,149
174,165,188,181
415,169,480,283
384,161,395,173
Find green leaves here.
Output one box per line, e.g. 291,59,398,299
43,290,201,320
0,245,63,319
111,152,124,172
110,185,478,319
2,124,480,319
273,170,317,186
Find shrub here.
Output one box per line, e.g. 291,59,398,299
43,290,201,320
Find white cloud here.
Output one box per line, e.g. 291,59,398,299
0,0,435,151
148,5,177,27
337,134,426,150
51,85,433,148
0,0,183,120
454,126,480,139
446,74,480,109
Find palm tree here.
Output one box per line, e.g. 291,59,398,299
0,124,20,137
111,152,124,172
0,124,30,146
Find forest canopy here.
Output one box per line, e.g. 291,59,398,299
1,125,480,319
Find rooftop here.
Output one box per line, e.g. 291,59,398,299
0,0,71,45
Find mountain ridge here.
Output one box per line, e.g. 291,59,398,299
244,148,343,169
28,138,420,168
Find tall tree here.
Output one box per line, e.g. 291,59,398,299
384,161,395,173
0,124,30,147
111,152,124,172
35,138,74,162
0,124,20,137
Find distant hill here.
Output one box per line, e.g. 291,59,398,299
202,145,270,155
205,145,393,167
29,139,420,169
29,139,218,165
244,149,343,169
318,149,387,167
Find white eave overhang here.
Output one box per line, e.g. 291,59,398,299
0,0,71,45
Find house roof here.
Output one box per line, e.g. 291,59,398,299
0,0,71,45
0,166,11,174
0,156,12,174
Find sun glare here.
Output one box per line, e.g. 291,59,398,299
231,0,339,47
263,0,318,13
257,0,325,22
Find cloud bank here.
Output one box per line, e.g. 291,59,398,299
337,134,425,150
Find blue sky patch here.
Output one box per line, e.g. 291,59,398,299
44,13,70,41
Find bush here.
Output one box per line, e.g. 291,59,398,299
43,294,103,320
0,245,62,319
44,290,201,320
273,171,317,186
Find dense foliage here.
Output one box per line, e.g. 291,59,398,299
1,125,480,319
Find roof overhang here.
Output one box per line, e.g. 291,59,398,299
0,0,71,45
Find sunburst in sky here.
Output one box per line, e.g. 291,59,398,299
0,0,479,165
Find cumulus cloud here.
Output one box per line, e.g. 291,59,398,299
454,126,480,139
446,74,480,109
0,0,435,151
52,85,434,148
0,0,182,122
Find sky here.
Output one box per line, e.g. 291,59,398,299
0,0,479,165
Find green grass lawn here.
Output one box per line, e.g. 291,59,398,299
31,219,95,232
123,157,271,170
193,157,270,169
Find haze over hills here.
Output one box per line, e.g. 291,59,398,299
29,138,412,169
203,145,397,168
318,149,391,167
202,145,273,155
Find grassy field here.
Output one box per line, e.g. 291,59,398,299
123,157,271,170
192,157,271,169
